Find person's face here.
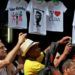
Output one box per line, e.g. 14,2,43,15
35,12,41,21
0,40,7,59
27,45,41,59
68,64,75,75
65,63,75,75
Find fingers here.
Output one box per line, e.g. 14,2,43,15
59,36,72,45
65,44,72,53
18,32,27,45
19,33,27,38
62,36,71,41
19,32,27,36
19,33,23,36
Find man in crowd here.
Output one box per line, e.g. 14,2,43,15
0,33,26,75
62,59,75,75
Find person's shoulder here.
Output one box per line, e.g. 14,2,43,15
32,60,45,70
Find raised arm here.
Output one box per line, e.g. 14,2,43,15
54,43,72,67
0,33,27,68
44,36,71,67
44,36,71,53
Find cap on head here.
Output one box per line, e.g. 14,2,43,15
20,39,39,56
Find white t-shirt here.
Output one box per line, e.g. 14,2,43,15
0,66,19,75
72,11,75,26
72,26,75,45
46,1,67,32
0,67,8,75
27,0,49,35
6,0,27,29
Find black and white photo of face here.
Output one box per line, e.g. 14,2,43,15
35,11,42,27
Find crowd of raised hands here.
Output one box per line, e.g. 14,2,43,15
0,32,74,75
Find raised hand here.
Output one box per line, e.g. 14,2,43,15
18,33,27,45
57,36,71,45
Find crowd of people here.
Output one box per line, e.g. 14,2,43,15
0,32,75,75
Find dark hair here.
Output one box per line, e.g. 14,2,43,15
36,11,42,21
36,11,41,16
